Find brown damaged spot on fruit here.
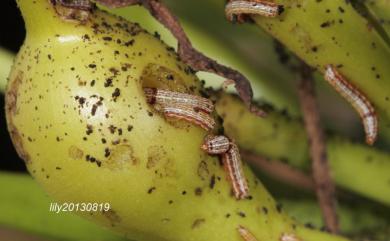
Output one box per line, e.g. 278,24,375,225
102,209,121,227
161,158,176,178
141,63,196,94
68,145,84,160
103,144,138,170
5,71,23,116
147,145,177,178
290,23,316,54
197,160,209,180
147,145,166,169
191,218,206,229
7,123,31,164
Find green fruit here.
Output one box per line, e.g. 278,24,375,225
6,1,350,241
252,0,390,143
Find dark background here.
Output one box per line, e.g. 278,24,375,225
1,0,27,172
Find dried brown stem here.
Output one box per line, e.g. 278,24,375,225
297,63,339,233
95,0,265,116
241,150,315,191
95,0,139,7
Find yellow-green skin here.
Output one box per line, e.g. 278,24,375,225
6,1,349,241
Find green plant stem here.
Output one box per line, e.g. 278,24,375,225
0,172,127,241
216,93,390,205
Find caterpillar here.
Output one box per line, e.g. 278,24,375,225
324,65,378,145
237,226,259,241
225,0,284,21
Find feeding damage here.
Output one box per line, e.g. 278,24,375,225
50,0,94,22
5,71,31,164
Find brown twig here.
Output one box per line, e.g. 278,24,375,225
297,63,339,233
241,150,315,191
95,0,266,117
94,0,139,7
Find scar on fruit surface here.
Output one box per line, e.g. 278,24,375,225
6,71,31,163
141,63,199,94
68,145,84,160
191,218,206,229
5,71,23,116
105,144,138,170
102,209,122,227
8,122,31,164
290,23,317,54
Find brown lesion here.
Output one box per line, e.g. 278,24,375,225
7,123,31,164
197,160,210,181
68,145,84,160
191,218,205,229
140,63,195,94
102,209,122,227
5,71,31,164
146,145,164,169
103,144,138,170
5,71,23,117
146,145,177,178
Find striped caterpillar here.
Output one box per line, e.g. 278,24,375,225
225,0,284,22
324,65,378,145
202,135,249,199
144,88,215,131
280,233,302,241
237,226,259,241
144,87,214,114
51,0,94,11
144,88,248,198
162,104,215,131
